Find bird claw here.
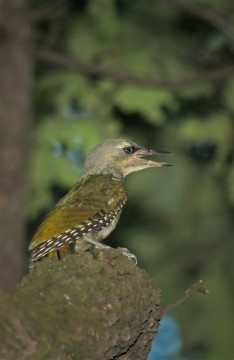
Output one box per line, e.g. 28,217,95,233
120,247,138,264
84,238,138,264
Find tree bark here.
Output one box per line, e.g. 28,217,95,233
0,250,161,360
0,0,33,291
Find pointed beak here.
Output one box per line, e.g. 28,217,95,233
134,148,172,167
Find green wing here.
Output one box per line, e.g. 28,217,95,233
29,174,127,250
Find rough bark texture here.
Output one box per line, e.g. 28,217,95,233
0,249,161,360
0,0,33,291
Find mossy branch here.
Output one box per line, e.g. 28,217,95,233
0,249,161,360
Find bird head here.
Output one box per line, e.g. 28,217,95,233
84,139,172,179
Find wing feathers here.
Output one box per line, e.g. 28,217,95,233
29,174,127,262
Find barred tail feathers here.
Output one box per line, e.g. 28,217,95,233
30,230,78,262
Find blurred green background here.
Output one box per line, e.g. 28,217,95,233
2,0,234,358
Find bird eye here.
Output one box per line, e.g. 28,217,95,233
123,146,135,154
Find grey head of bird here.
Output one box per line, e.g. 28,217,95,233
84,139,172,179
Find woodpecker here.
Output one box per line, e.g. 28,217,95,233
29,139,171,265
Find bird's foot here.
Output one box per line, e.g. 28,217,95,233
119,247,138,264
81,236,137,264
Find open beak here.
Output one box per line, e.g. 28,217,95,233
134,148,172,167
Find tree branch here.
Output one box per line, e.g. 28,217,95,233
161,279,209,314
36,48,234,88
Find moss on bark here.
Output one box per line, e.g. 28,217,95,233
0,249,161,359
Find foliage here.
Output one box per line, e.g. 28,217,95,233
31,0,234,358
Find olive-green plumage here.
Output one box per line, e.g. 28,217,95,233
29,139,171,265
29,174,127,262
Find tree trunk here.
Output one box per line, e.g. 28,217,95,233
0,0,33,291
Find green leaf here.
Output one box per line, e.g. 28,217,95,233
114,86,178,124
